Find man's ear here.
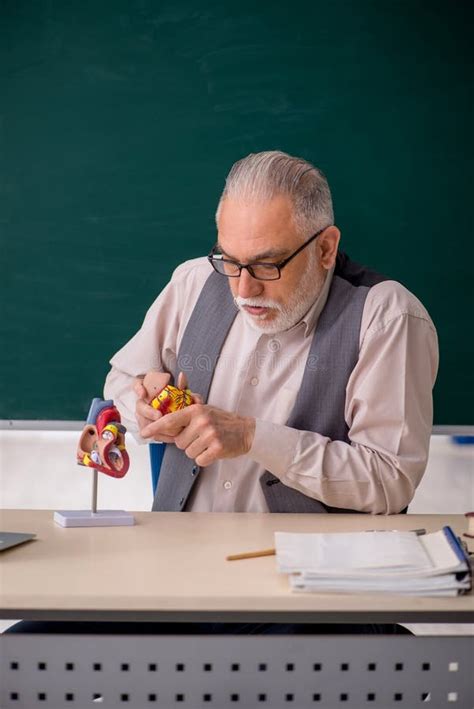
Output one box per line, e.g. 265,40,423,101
318,226,340,270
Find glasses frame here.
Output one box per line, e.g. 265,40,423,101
207,226,327,281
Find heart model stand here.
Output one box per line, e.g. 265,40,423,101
54,397,134,527
54,468,134,527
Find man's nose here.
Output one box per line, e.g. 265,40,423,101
237,268,264,299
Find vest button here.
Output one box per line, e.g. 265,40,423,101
191,466,198,476
178,497,185,506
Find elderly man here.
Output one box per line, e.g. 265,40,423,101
8,152,438,637
105,150,438,516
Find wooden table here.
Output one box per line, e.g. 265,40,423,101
1,511,473,708
1,510,472,623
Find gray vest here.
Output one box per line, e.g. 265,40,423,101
152,253,387,514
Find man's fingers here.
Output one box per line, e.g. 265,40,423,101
174,418,206,454
141,405,196,439
176,372,203,405
136,398,163,419
195,446,217,467
159,406,194,433
140,430,175,444
141,419,186,439
182,435,209,460
177,371,188,390
136,398,163,422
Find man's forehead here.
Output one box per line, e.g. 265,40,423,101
217,241,289,262
217,195,300,259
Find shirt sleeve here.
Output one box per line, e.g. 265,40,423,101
248,298,439,514
103,258,210,440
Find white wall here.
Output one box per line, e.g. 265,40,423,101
1,430,152,511
1,431,473,513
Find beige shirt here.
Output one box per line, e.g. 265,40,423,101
104,257,438,514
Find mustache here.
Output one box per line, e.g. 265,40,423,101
234,296,282,311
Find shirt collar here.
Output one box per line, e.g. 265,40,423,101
300,265,335,337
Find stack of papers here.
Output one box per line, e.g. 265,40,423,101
275,527,471,597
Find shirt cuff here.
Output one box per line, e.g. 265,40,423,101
247,418,302,477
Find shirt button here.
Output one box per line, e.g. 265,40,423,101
223,480,232,490
250,377,259,386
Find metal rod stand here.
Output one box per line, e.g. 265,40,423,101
91,468,98,514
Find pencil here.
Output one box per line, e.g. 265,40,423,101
226,528,428,561
226,548,276,561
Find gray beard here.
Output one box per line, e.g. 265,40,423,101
236,258,326,334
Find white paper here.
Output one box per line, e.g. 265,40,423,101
275,531,431,574
274,528,470,596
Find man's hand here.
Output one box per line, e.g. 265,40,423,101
141,404,256,467
134,372,200,443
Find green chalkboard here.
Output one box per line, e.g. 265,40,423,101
1,0,472,423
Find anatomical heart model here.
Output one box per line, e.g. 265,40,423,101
143,371,193,415
77,398,130,477
54,398,134,528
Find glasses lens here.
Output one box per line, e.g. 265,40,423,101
211,257,241,277
250,263,280,280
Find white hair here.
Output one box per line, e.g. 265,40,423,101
215,150,334,237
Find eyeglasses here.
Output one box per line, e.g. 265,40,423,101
207,227,326,281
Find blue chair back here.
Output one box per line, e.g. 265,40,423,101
149,443,166,494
